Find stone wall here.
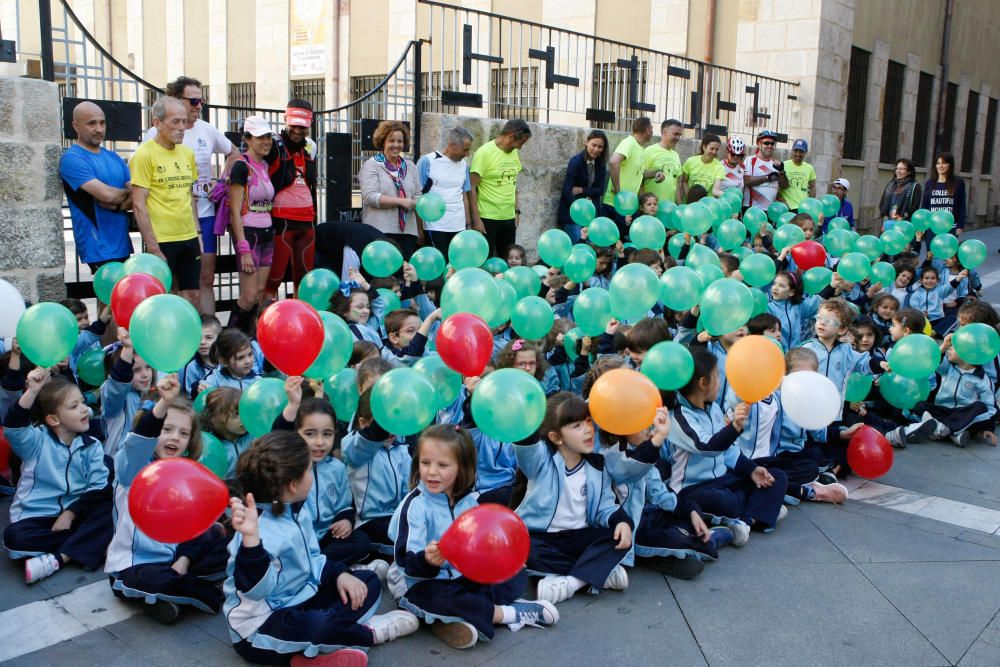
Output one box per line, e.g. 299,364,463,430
0,76,66,303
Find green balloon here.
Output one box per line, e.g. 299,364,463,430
656,201,679,230
570,198,597,226
929,233,958,259
299,268,341,311
826,216,850,232
888,333,941,379
723,187,743,201
824,228,855,257
765,202,788,224
680,202,713,235
879,372,926,410
870,261,896,287
471,368,547,441
563,246,597,284
609,264,660,321
93,262,125,304
929,210,955,235
239,378,288,438
844,373,873,402
685,243,721,269
410,247,446,281
773,223,805,251
716,219,747,250
957,239,987,269
659,266,705,311
704,197,731,228
489,279,519,328
531,264,549,279
563,327,584,361
631,215,666,250
893,220,915,241
879,229,908,256
700,278,754,336
376,288,402,314
820,194,841,218
199,432,229,479
123,253,173,292
361,240,403,277
413,354,462,411
193,386,218,414
696,263,725,287
667,233,687,259
129,294,202,372
854,235,884,262
504,266,541,300
798,197,824,222
511,296,555,340
730,246,753,262
538,229,573,267
76,348,106,387
614,190,639,216
481,256,509,274
952,323,1000,366
442,268,501,322
802,266,833,295
777,212,796,227
371,367,438,435
740,253,776,287
836,252,871,283
588,216,619,247
743,207,768,235
573,287,612,335
305,312,353,380
641,341,694,390
415,192,447,222
324,368,359,419
750,288,769,317
449,230,490,270
910,209,932,232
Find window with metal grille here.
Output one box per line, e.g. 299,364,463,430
982,97,997,174
961,90,979,172
941,82,958,152
227,82,257,133
350,74,388,185
912,72,934,167
843,47,869,160
290,78,326,113
490,67,539,122
421,70,457,114
879,60,905,164
591,60,650,133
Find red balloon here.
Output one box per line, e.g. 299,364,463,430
438,504,529,584
790,240,827,272
0,427,10,475
436,313,493,377
847,426,894,478
256,299,325,376
111,273,165,329
128,458,228,543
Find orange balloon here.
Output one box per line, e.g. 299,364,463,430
725,335,785,403
589,368,662,435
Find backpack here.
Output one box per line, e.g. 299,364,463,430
209,155,262,236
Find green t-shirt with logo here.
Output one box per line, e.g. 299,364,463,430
681,155,725,195
603,135,646,205
470,140,522,219
779,160,816,210
641,144,682,204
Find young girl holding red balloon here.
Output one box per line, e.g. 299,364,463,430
225,431,418,665
101,326,155,457
199,329,261,393
389,423,558,650
3,367,113,584
105,374,230,623
200,387,253,480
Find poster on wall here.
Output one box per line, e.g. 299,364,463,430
290,0,326,76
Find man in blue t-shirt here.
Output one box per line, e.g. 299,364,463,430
60,101,134,272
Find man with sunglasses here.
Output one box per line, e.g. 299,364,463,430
143,75,239,315
742,130,788,211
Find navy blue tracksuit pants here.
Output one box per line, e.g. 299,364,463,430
319,530,372,566
679,470,787,529
753,452,819,501
635,508,719,559
402,571,527,639
4,500,113,570
355,516,392,554
527,526,627,589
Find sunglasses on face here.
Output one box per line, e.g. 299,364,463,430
761,141,775,146
184,97,203,107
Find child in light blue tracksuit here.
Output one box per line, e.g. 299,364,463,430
199,386,253,480
700,326,747,409
101,327,155,456
449,384,518,506
179,315,221,399
905,264,962,336
389,424,558,650
767,272,821,349
105,375,228,620
3,369,113,583
331,268,402,366
224,431,417,665
62,299,110,376
198,329,262,393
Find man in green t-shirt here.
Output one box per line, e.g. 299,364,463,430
470,118,531,255
642,119,683,204
778,138,816,211
603,117,661,235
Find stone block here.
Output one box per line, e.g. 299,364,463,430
0,206,66,271
36,270,68,302
18,79,60,144
0,142,39,204
0,78,16,138
44,144,64,203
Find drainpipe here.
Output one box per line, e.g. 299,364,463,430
330,0,340,107
934,0,954,155
705,0,716,63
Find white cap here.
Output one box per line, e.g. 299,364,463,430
243,115,273,137
833,177,850,190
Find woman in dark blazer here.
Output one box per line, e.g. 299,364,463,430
558,130,609,243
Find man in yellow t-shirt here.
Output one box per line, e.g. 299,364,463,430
130,96,200,307
604,117,661,235
778,138,817,211
642,119,683,204
470,118,530,255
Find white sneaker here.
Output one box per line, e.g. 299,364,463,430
886,427,905,449
777,505,789,522
934,422,952,439
725,519,751,547
385,563,407,601
602,565,629,591
507,599,559,632
807,482,849,504
951,430,971,448
25,553,60,584
536,575,576,604
350,559,389,583
366,610,419,644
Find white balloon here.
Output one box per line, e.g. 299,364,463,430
780,370,840,430
0,279,26,338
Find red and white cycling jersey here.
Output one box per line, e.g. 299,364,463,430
743,154,779,209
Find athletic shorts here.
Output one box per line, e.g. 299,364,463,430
245,227,275,268
159,238,202,291
199,215,218,254
86,256,131,274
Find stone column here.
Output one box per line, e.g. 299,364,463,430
897,53,921,166
857,39,888,233
0,77,66,303
952,74,969,171
969,85,990,224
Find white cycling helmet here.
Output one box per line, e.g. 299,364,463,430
728,136,746,155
